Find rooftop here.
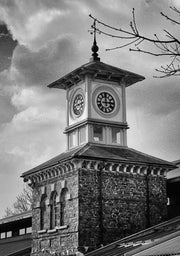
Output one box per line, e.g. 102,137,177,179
0,234,31,256
0,211,32,233
0,211,32,226
47,60,145,90
22,143,176,178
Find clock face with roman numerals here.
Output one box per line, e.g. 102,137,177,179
96,92,115,113
73,93,84,116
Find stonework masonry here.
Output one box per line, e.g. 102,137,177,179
79,166,167,249
28,158,168,255
31,169,79,255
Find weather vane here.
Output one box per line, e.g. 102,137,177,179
89,14,100,61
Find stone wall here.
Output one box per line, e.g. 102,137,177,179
78,166,167,251
30,161,167,255
148,175,167,226
31,169,79,256
102,171,148,244
79,168,100,252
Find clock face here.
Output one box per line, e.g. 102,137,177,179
96,92,115,113
92,86,120,118
73,94,84,116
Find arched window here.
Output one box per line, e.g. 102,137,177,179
50,191,58,229
40,194,46,230
60,188,68,226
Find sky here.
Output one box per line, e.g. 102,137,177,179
0,0,180,217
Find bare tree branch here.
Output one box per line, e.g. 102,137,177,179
161,11,180,25
106,38,140,51
89,6,180,77
89,13,177,44
129,47,180,56
170,6,180,16
4,185,32,217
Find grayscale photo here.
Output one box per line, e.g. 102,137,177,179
0,0,180,255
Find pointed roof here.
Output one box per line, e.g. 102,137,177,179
47,61,145,90
21,143,175,177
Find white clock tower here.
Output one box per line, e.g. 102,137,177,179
48,32,144,151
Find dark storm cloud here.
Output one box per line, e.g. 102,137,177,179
0,94,17,123
12,37,78,86
0,24,17,71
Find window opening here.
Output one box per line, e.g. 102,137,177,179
50,191,58,229
79,126,86,144
69,131,77,148
19,228,25,235
60,188,68,226
112,127,121,144
7,231,12,238
26,227,32,234
40,194,46,230
93,125,103,142
0,232,6,239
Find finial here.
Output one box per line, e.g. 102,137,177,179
89,16,100,61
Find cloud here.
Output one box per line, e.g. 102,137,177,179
0,86,66,173
127,77,180,116
0,0,67,47
0,0,100,50
127,75,180,161
11,36,79,87
128,106,180,161
172,0,180,8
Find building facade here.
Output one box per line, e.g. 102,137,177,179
22,40,175,255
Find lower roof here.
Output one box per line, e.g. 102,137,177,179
86,216,180,256
0,211,32,233
0,211,32,226
22,143,176,177
132,234,180,256
0,235,31,256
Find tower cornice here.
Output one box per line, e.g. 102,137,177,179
22,157,169,189
22,143,176,188
21,143,176,179
47,61,145,90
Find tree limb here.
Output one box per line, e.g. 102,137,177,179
161,11,180,25
89,6,180,77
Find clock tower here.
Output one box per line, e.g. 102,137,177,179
49,37,143,150
22,24,176,256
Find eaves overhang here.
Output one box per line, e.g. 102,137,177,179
21,143,176,179
47,61,145,90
